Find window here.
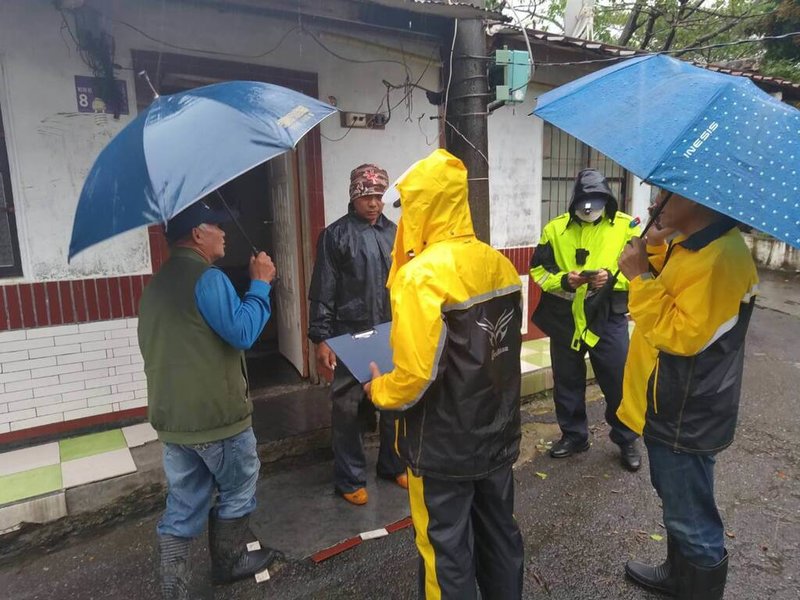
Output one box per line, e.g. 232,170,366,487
0,104,22,277
541,123,628,224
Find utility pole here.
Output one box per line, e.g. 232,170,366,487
445,18,490,244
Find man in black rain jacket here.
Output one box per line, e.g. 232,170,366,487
307,164,405,505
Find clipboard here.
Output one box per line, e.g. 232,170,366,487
325,322,393,384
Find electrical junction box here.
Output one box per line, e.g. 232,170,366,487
494,48,532,104
340,111,387,130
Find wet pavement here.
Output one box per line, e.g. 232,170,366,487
0,271,797,599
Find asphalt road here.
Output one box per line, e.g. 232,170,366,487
0,280,797,600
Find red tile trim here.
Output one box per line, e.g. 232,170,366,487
148,225,169,271
59,281,75,324
46,281,62,326
0,407,147,447
72,280,88,323
107,277,123,320
84,278,100,322
0,285,7,331
6,285,22,329
32,282,48,327
310,536,362,563
96,278,111,321
131,276,144,314
310,515,413,564
385,516,413,533
497,246,546,341
0,274,151,332
120,276,134,317
18,284,35,328
499,246,534,274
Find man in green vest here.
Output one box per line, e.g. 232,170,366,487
530,169,641,471
138,199,278,599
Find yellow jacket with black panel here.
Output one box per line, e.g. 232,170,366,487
530,170,640,350
617,220,758,454
370,149,523,480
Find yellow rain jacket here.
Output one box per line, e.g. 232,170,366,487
617,221,758,454
370,149,523,479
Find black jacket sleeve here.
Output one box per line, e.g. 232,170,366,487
307,229,339,343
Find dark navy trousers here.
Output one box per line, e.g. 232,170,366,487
330,367,404,494
550,313,638,446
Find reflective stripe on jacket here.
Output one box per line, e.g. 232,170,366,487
617,222,758,454
370,149,523,480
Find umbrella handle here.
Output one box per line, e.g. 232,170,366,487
640,191,671,237
610,192,673,284
215,190,260,257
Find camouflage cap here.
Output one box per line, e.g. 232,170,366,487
349,164,389,202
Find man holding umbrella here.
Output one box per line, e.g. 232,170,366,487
530,50,797,600
138,199,280,598
617,191,758,599
530,168,642,471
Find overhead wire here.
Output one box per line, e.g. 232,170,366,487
445,119,488,164
112,18,300,59
498,28,800,68
111,14,440,143
505,4,535,95
442,19,459,140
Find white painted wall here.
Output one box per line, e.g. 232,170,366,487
488,83,549,247
0,0,441,282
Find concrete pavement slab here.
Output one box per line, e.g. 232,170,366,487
249,454,410,560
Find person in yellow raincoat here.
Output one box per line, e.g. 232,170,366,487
617,189,758,600
364,149,525,599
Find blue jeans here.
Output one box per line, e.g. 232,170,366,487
646,438,724,566
157,427,260,539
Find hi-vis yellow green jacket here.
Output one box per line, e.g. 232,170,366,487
617,222,758,454
370,149,523,479
530,203,639,350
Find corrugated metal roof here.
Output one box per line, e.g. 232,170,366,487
494,27,800,94
363,0,506,21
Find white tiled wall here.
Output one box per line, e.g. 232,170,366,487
0,319,146,434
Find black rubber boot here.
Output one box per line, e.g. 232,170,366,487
624,534,678,596
676,549,728,600
208,512,282,585
158,534,191,600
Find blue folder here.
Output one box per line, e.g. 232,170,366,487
326,322,394,384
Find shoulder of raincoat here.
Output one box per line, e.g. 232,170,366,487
370,149,523,480
307,210,396,344
617,221,758,454
529,170,639,349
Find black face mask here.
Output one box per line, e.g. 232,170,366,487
576,248,590,266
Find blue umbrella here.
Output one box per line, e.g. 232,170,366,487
69,81,337,259
533,54,800,248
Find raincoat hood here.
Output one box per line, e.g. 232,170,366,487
569,168,618,222
387,149,475,286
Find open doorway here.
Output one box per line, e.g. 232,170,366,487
212,152,308,388
132,51,324,390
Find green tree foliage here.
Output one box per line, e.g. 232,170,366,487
505,1,798,81
759,0,800,80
